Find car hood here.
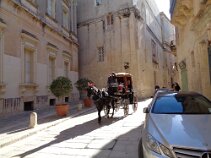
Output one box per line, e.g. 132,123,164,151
148,114,211,149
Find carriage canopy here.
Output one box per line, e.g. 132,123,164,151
113,72,133,92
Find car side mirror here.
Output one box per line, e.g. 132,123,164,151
143,107,149,113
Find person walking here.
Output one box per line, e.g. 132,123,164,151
107,72,118,96
172,82,180,91
127,80,133,103
154,85,160,96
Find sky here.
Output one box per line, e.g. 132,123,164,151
155,0,170,19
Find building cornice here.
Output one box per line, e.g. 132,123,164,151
47,42,58,52
10,0,78,46
77,6,143,28
146,25,163,48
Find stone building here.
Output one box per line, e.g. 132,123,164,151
0,0,78,115
170,0,211,99
160,12,178,87
77,0,177,98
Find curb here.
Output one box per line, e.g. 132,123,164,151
0,106,96,148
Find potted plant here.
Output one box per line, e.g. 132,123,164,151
75,78,93,107
49,76,73,116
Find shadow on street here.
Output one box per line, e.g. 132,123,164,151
0,106,95,135
92,124,144,158
14,115,125,158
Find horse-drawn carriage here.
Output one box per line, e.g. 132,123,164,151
105,72,138,117
87,72,138,124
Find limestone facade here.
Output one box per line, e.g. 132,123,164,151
170,0,211,99
77,0,177,98
0,0,79,115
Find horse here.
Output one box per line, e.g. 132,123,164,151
87,85,115,124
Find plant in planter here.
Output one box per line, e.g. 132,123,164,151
75,78,93,107
50,76,73,117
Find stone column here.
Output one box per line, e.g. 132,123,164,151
74,4,77,34
0,31,3,83
207,23,211,41
70,1,74,32
199,41,210,97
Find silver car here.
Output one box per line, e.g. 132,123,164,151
141,91,211,158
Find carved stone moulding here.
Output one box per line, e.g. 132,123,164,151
171,0,193,27
0,83,6,94
19,83,38,93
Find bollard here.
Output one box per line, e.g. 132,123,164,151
29,112,37,128
78,103,83,111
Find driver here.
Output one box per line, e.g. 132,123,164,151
107,72,118,96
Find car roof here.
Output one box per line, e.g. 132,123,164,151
154,88,173,96
156,91,201,97
156,88,172,92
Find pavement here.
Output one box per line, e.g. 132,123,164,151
0,103,96,148
0,99,152,158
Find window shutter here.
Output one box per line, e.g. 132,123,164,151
208,46,211,83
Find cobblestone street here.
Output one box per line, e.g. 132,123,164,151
0,99,151,158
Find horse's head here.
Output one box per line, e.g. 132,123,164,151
87,86,92,98
87,83,102,100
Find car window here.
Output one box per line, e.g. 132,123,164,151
152,96,183,113
152,95,211,114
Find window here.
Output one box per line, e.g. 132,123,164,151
0,31,3,83
47,0,56,18
152,95,211,114
98,47,104,62
107,14,114,26
154,71,156,86
208,45,211,84
49,56,55,83
64,61,69,77
62,3,69,30
62,51,71,76
24,49,33,83
103,20,105,32
20,31,38,92
96,0,102,6
0,27,5,87
191,51,195,67
151,40,158,64
47,42,57,84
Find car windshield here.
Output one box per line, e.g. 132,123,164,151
152,94,211,114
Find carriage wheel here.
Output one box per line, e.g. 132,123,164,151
111,97,118,112
115,102,120,112
124,99,129,117
132,96,138,112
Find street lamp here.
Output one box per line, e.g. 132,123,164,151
124,62,129,70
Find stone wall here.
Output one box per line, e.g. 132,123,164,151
0,0,79,115
171,0,211,99
77,0,177,98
